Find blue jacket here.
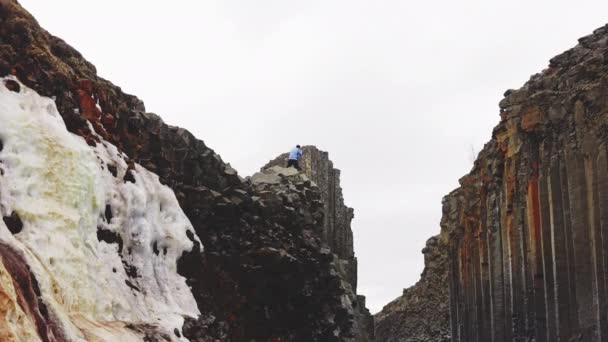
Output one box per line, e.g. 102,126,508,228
289,147,302,160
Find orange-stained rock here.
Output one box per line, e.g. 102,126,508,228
77,79,93,96
520,106,543,132
0,257,41,342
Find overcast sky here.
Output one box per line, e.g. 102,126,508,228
21,0,608,313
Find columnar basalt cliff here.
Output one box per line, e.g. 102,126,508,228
447,25,608,341
0,1,368,341
375,24,608,342
262,147,374,341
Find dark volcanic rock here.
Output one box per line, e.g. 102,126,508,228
0,1,364,340
265,147,357,286
262,147,374,341
447,24,608,342
377,24,608,342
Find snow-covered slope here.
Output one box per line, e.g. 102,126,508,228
0,76,201,341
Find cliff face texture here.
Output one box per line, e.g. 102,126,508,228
265,146,356,285
447,25,608,341
262,146,374,341
374,24,608,342
374,235,450,342
0,1,367,341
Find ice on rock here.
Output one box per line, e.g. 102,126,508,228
0,76,201,341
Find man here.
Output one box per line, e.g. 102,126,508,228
287,145,303,171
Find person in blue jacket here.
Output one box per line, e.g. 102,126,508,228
287,145,302,170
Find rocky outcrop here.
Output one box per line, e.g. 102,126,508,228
374,235,450,342
445,25,608,341
262,148,374,341
0,1,367,341
265,147,357,285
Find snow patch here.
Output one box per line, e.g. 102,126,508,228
0,76,201,341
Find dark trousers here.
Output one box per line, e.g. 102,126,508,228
287,159,300,170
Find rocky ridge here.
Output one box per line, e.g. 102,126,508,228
265,146,357,288
0,1,369,341
260,147,374,341
262,146,374,340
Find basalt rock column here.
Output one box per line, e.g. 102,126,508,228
374,23,608,342
447,24,608,342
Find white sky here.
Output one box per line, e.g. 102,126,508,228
21,0,608,313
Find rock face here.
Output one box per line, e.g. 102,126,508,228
446,25,608,341
374,235,450,342
263,147,374,341
0,1,368,341
375,24,608,342
265,147,357,285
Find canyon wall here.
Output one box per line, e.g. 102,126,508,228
375,24,608,342
447,24,608,341
0,1,368,341
263,146,374,341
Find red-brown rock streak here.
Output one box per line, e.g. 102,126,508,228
447,24,608,342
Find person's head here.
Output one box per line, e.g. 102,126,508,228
296,145,301,149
